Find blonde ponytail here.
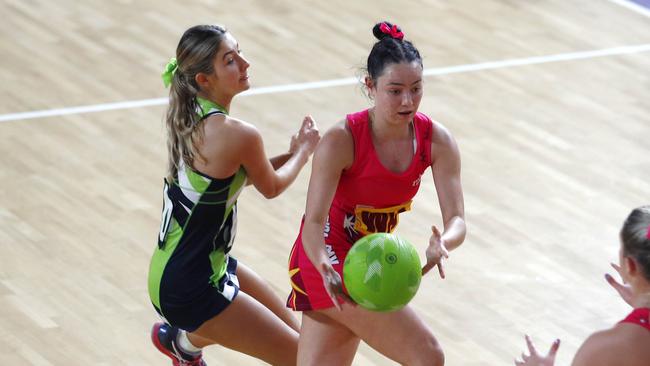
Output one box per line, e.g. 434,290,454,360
163,24,227,182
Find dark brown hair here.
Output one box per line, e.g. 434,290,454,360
620,205,650,280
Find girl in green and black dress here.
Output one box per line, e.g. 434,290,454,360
148,24,319,366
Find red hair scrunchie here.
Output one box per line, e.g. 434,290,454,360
379,23,404,40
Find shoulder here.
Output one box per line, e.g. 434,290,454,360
571,329,615,366
420,115,459,165
414,112,455,145
322,120,353,145
345,109,369,124
428,117,455,147
314,119,354,169
572,326,650,366
203,114,261,145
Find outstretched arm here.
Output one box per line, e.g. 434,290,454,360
423,123,466,277
269,153,293,170
268,127,307,170
241,116,319,198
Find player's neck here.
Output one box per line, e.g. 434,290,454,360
197,91,232,114
368,108,412,140
632,283,650,308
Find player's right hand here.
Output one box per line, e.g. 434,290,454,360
291,115,320,156
514,335,560,366
320,263,355,311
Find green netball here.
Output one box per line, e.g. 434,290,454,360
343,233,422,312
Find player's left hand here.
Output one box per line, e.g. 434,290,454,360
422,225,449,278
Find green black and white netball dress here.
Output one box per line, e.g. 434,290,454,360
148,98,247,331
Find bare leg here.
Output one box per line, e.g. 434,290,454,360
297,311,360,366
236,261,300,332
320,304,444,366
189,291,299,366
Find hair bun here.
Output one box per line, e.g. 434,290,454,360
372,21,404,41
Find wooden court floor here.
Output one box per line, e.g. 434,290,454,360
1,0,649,365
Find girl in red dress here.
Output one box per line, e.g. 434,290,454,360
287,21,466,365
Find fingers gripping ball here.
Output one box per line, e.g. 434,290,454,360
343,233,421,311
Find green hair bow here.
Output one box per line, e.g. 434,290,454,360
161,57,178,88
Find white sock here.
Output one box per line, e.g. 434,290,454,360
176,329,202,354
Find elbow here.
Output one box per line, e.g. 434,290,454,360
262,190,279,199
260,184,283,199
448,216,467,245
458,217,467,241
445,215,465,225
256,174,290,199
252,177,283,199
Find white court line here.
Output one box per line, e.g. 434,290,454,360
1,43,650,123
606,0,650,19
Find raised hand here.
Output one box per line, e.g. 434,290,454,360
290,115,320,156
514,335,560,366
605,262,634,307
422,225,449,278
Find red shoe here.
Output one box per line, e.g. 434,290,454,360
151,322,207,366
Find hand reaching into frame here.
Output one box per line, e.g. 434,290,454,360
514,335,560,366
605,262,634,307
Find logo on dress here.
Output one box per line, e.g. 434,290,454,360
412,173,423,187
344,201,412,242
323,216,331,238
325,244,339,264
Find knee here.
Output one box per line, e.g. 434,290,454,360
407,336,444,366
428,342,445,366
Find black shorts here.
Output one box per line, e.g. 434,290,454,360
153,256,240,332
